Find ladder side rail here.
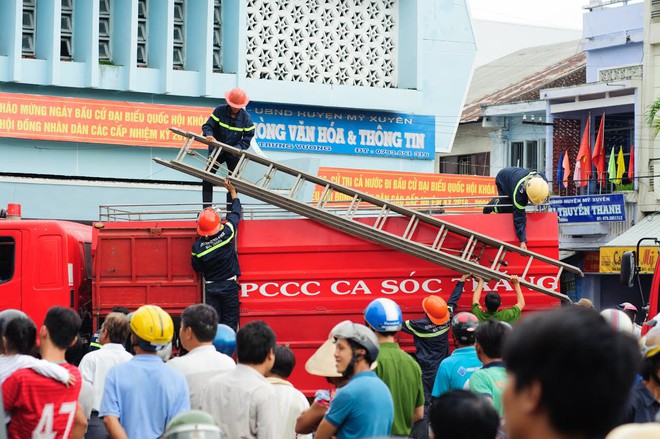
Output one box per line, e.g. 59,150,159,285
165,131,584,277
154,157,571,302
162,145,584,278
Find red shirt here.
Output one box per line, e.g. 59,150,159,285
3,362,82,439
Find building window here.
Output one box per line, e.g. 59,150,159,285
61,0,74,60
137,0,148,67
213,0,222,72
439,152,490,176
99,0,112,62
22,0,37,58
0,237,15,284
458,156,472,175
172,0,185,69
510,140,545,171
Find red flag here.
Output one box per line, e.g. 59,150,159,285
628,145,635,180
592,113,606,184
574,116,591,187
562,150,570,188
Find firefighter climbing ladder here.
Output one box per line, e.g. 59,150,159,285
155,128,583,302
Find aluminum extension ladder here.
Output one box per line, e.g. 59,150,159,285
155,128,583,302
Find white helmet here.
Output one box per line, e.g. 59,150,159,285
600,309,634,334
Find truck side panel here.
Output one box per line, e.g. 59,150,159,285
92,223,201,328
91,212,561,395
237,212,561,394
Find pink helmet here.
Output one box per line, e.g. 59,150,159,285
617,302,638,313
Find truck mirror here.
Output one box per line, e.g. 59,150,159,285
620,251,636,288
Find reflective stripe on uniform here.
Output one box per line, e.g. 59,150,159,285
192,223,235,257
208,113,255,132
404,320,450,338
513,177,528,210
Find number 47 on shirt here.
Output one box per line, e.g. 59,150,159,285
32,401,77,439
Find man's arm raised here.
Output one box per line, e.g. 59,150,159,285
512,275,525,311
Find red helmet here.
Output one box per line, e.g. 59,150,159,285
225,87,249,109
423,296,449,325
197,208,220,236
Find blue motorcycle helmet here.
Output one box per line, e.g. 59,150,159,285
364,298,403,333
213,324,237,357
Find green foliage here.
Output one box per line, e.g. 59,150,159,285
646,98,660,139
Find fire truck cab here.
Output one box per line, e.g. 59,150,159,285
0,204,92,330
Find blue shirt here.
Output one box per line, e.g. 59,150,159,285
100,354,190,439
325,371,394,439
432,346,482,397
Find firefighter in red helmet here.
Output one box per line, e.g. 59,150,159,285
201,87,255,210
192,180,242,331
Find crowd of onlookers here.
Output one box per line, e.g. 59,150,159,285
1,276,660,439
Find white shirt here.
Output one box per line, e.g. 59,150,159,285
266,377,312,439
200,363,279,439
167,345,235,409
78,343,133,411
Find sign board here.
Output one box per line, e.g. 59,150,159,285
314,168,496,205
0,92,436,160
251,103,435,160
0,92,205,147
549,194,625,223
599,246,658,274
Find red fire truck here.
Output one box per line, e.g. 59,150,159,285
1,199,567,393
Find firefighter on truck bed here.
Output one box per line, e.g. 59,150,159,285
483,167,550,251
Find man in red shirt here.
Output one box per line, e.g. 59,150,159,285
3,306,87,439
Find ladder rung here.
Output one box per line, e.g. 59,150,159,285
462,237,478,261
553,266,564,290
347,197,362,219
260,164,275,189
522,256,534,278
232,154,250,179
176,136,195,161
288,174,304,199
496,250,507,271
432,226,447,250
490,246,504,270
207,142,224,170
374,205,390,230
403,215,419,240
461,236,475,260
319,188,334,209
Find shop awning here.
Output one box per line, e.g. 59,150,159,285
599,213,660,273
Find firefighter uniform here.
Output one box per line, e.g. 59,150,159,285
401,280,466,417
191,198,242,331
201,105,255,208
483,167,548,244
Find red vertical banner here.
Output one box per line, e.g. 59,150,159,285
574,116,591,187
591,113,606,185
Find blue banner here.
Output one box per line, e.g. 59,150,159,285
549,194,626,223
247,103,435,160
